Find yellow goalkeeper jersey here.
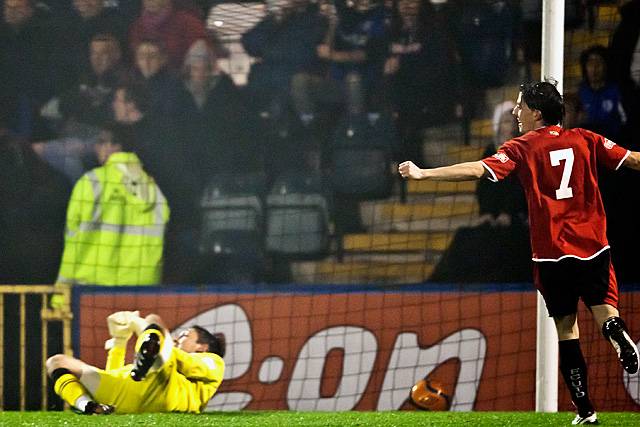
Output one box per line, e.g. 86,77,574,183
91,347,225,413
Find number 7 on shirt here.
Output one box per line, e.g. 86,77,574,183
550,148,574,200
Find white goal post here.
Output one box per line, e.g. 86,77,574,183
536,0,564,413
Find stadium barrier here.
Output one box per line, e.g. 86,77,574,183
74,284,640,412
0,284,72,411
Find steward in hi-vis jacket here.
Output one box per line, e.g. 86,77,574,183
57,124,169,286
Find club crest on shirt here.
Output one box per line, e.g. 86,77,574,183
492,152,510,163
604,138,615,149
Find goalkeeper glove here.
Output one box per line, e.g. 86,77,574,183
128,313,149,336
107,310,140,342
107,310,148,336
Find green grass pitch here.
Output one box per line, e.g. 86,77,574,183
1,411,639,426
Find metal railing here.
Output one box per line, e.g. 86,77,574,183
0,284,72,411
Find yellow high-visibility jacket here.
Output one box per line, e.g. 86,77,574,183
57,152,170,285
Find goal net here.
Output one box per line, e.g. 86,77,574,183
1,0,638,414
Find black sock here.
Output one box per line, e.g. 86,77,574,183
50,367,72,383
559,339,594,417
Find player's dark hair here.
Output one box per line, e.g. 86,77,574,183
193,326,226,358
519,80,564,126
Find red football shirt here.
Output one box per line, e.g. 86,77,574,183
481,125,630,261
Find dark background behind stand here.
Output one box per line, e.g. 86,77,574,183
430,222,532,283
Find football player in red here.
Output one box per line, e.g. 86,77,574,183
399,80,640,425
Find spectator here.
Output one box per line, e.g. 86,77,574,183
36,33,124,185
132,38,182,118
53,0,129,93
58,33,127,127
0,101,71,284
30,126,100,184
602,1,640,281
112,81,196,283
128,0,208,72
385,0,461,161
242,0,328,118
475,100,526,227
428,99,531,283
609,0,640,142
455,0,518,125
174,39,251,185
113,0,208,22
0,0,57,138
456,0,516,89
317,0,390,114
578,45,626,140
56,122,169,287
111,81,189,219
562,92,586,130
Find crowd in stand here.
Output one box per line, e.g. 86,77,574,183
1,0,639,286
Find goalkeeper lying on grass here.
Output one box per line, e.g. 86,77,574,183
46,311,225,414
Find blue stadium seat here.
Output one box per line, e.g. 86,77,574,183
198,173,266,281
329,112,397,200
265,171,330,259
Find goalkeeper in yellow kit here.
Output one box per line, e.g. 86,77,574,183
46,311,225,414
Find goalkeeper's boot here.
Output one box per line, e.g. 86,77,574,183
602,316,639,375
80,401,115,415
130,330,161,382
572,411,598,425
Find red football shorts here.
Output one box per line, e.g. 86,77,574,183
533,249,619,317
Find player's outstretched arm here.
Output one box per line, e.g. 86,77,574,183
398,160,487,181
622,151,640,171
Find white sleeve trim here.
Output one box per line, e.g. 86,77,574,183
615,150,631,171
480,161,498,182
